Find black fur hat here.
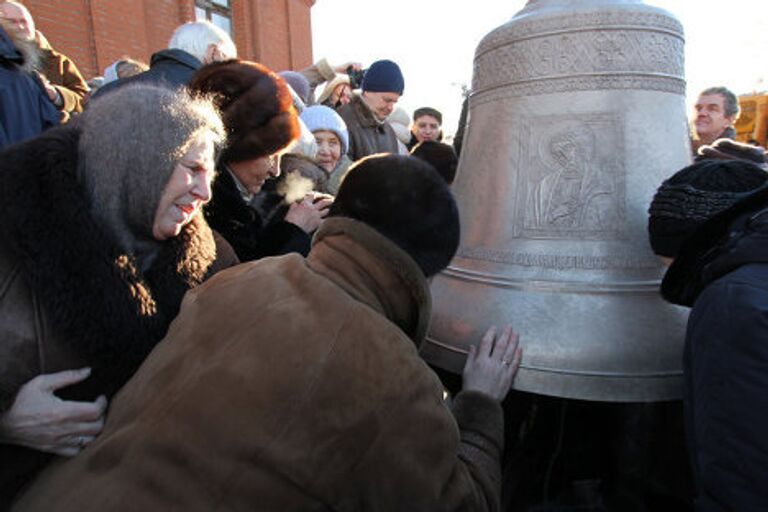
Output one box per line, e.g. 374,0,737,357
648,159,768,257
189,59,299,164
329,154,459,277
697,138,767,169
410,141,458,185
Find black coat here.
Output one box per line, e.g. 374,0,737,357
204,167,311,262
91,49,202,100
0,26,59,149
662,187,768,510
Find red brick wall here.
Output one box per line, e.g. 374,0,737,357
232,0,314,72
26,0,97,76
286,0,312,70
22,0,313,80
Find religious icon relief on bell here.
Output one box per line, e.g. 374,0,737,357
424,1,691,400
517,113,625,240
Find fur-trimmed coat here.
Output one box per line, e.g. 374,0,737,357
0,124,238,506
690,126,737,157
337,93,399,161
13,217,505,512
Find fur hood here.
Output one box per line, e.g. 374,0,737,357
0,124,230,397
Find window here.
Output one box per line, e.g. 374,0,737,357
195,0,232,37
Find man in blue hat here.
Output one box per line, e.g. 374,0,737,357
338,59,404,161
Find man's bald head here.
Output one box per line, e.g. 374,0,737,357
0,2,35,41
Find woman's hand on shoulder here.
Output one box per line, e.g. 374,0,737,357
0,368,108,456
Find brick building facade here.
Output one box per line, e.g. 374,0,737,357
22,0,315,80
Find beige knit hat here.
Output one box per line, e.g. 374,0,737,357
317,73,351,106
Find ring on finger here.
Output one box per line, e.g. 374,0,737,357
502,359,512,366
78,436,86,448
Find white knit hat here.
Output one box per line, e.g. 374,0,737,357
387,106,412,146
300,105,349,156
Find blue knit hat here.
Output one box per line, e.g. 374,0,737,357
301,105,349,156
361,60,404,95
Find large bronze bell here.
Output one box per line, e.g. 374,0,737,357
422,0,691,402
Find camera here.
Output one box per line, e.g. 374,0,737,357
346,66,365,90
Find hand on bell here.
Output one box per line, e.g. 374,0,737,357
462,325,522,401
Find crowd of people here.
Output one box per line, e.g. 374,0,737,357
1,0,768,510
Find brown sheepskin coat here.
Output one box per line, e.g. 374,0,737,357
36,32,88,115
13,218,505,512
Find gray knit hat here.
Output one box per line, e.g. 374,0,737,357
317,73,350,106
279,70,311,105
80,84,224,254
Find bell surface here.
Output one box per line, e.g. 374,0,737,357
422,0,691,402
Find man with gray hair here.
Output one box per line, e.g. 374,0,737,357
692,86,740,153
92,20,236,100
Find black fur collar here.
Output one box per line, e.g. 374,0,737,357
662,184,768,307
0,125,219,396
